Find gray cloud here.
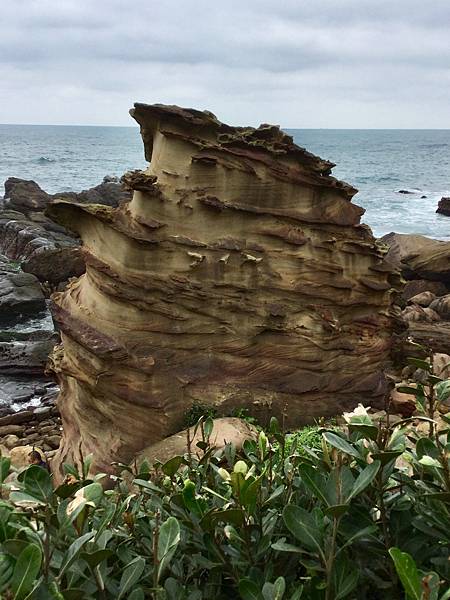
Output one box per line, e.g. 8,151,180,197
0,0,449,126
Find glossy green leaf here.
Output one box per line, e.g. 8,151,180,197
10,543,42,600
128,589,145,600
0,553,13,592
298,463,329,506
162,455,184,478
347,423,379,441
389,547,422,600
18,465,53,503
347,460,380,500
118,556,145,599
239,578,261,600
0,456,11,484
283,505,325,559
435,380,450,403
58,531,95,577
262,577,285,600
323,432,360,459
133,478,162,493
407,358,431,371
157,517,180,583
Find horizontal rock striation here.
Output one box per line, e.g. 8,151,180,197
47,103,401,474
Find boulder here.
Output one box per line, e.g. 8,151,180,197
3,178,50,214
3,435,19,449
429,294,450,320
407,291,435,307
135,417,257,466
0,208,83,284
0,256,46,320
381,232,450,282
402,305,440,323
390,389,416,418
55,179,131,208
436,197,450,217
407,322,450,354
46,103,401,475
433,353,450,379
0,334,57,375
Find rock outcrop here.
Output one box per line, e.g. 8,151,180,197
47,103,401,475
437,197,450,217
0,177,131,284
381,232,450,283
381,232,450,355
0,255,46,320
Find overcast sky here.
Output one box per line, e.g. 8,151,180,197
1,0,449,128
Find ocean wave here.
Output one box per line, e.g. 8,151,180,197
36,156,56,164
419,143,449,149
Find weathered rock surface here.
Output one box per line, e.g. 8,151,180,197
381,232,450,281
382,232,450,355
406,291,435,307
402,279,448,301
47,103,400,475
436,197,450,217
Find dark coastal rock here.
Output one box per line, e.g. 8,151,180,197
55,178,131,207
0,334,57,375
3,178,50,214
1,177,132,284
0,256,46,320
22,247,85,284
0,208,82,283
402,279,448,301
436,197,450,217
397,189,415,194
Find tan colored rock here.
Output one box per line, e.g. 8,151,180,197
433,353,450,379
407,291,436,307
402,305,440,323
9,445,35,469
3,435,19,449
135,417,257,466
390,389,416,418
46,103,401,475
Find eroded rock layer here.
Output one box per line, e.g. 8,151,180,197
47,103,401,474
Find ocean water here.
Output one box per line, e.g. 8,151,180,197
0,124,449,240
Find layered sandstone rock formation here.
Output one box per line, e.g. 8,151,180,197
47,103,401,474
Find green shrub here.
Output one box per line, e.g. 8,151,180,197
0,374,449,598
183,402,217,427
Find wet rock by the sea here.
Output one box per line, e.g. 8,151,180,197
0,255,46,319
436,197,450,217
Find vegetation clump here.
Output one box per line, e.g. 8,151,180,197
0,365,450,599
